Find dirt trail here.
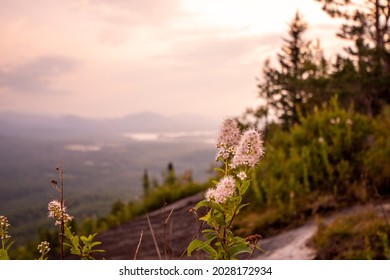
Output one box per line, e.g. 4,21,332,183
96,193,390,260
256,203,390,260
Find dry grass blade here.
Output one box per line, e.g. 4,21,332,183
165,207,175,224
146,215,162,260
133,230,144,260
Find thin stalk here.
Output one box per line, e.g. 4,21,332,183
247,244,257,260
133,230,143,260
59,162,64,260
162,201,167,259
146,215,161,260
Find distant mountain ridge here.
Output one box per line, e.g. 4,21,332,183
0,111,219,140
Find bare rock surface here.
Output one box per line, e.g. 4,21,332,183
97,193,204,260
95,192,390,260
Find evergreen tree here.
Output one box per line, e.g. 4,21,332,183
244,12,328,130
142,169,150,197
316,0,390,114
164,162,176,186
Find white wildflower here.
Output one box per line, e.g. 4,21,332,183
0,215,11,240
237,171,247,181
205,176,236,204
330,117,341,125
216,118,241,161
48,200,73,226
205,188,215,202
37,241,50,254
232,130,264,168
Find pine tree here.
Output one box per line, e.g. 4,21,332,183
316,0,390,114
142,169,150,198
253,12,328,129
164,162,176,186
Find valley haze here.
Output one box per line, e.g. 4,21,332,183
0,111,219,243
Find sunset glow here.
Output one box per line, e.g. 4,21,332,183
0,0,345,120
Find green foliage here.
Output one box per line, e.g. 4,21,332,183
365,106,390,193
0,240,14,260
188,182,258,259
254,97,372,214
63,227,104,260
0,249,9,260
312,210,390,259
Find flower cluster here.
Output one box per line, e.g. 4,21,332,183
206,175,236,203
188,118,265,259
216,118,241,160
48,200,73,226
0,215,11,241
37,241,50,254
206,118,264,204
231,130,264,168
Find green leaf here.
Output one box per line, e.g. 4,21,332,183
64,227,75,240
214,167,225,174
187,239,203,256
199,210,212,222
0,249,10,260
214,212,226,226
204,234,217,242
71,235,80,249
82,246,88,255
187,239,217,258
194,200,210,210
238,180,251,195
90,249,105,253
236,203,250,214
231,196,242,207
229,242,251,258
91,241,102,248
70,247,81,255
208,202,224,213
6,240,15,252
80,236,89,244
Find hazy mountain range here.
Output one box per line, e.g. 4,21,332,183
0,111,219,244
0,111,220,141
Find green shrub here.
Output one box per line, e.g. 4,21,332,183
365,106,390,194
312,210,390,259
252,97,372,214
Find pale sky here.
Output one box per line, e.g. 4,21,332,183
0,0,346,121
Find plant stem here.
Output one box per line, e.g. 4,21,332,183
134,230,143,260
59,162,64,260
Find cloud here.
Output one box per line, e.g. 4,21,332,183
78,0,182,26
0,56,78,94
0,0,347,119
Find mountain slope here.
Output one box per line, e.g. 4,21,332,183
90,193,205,260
